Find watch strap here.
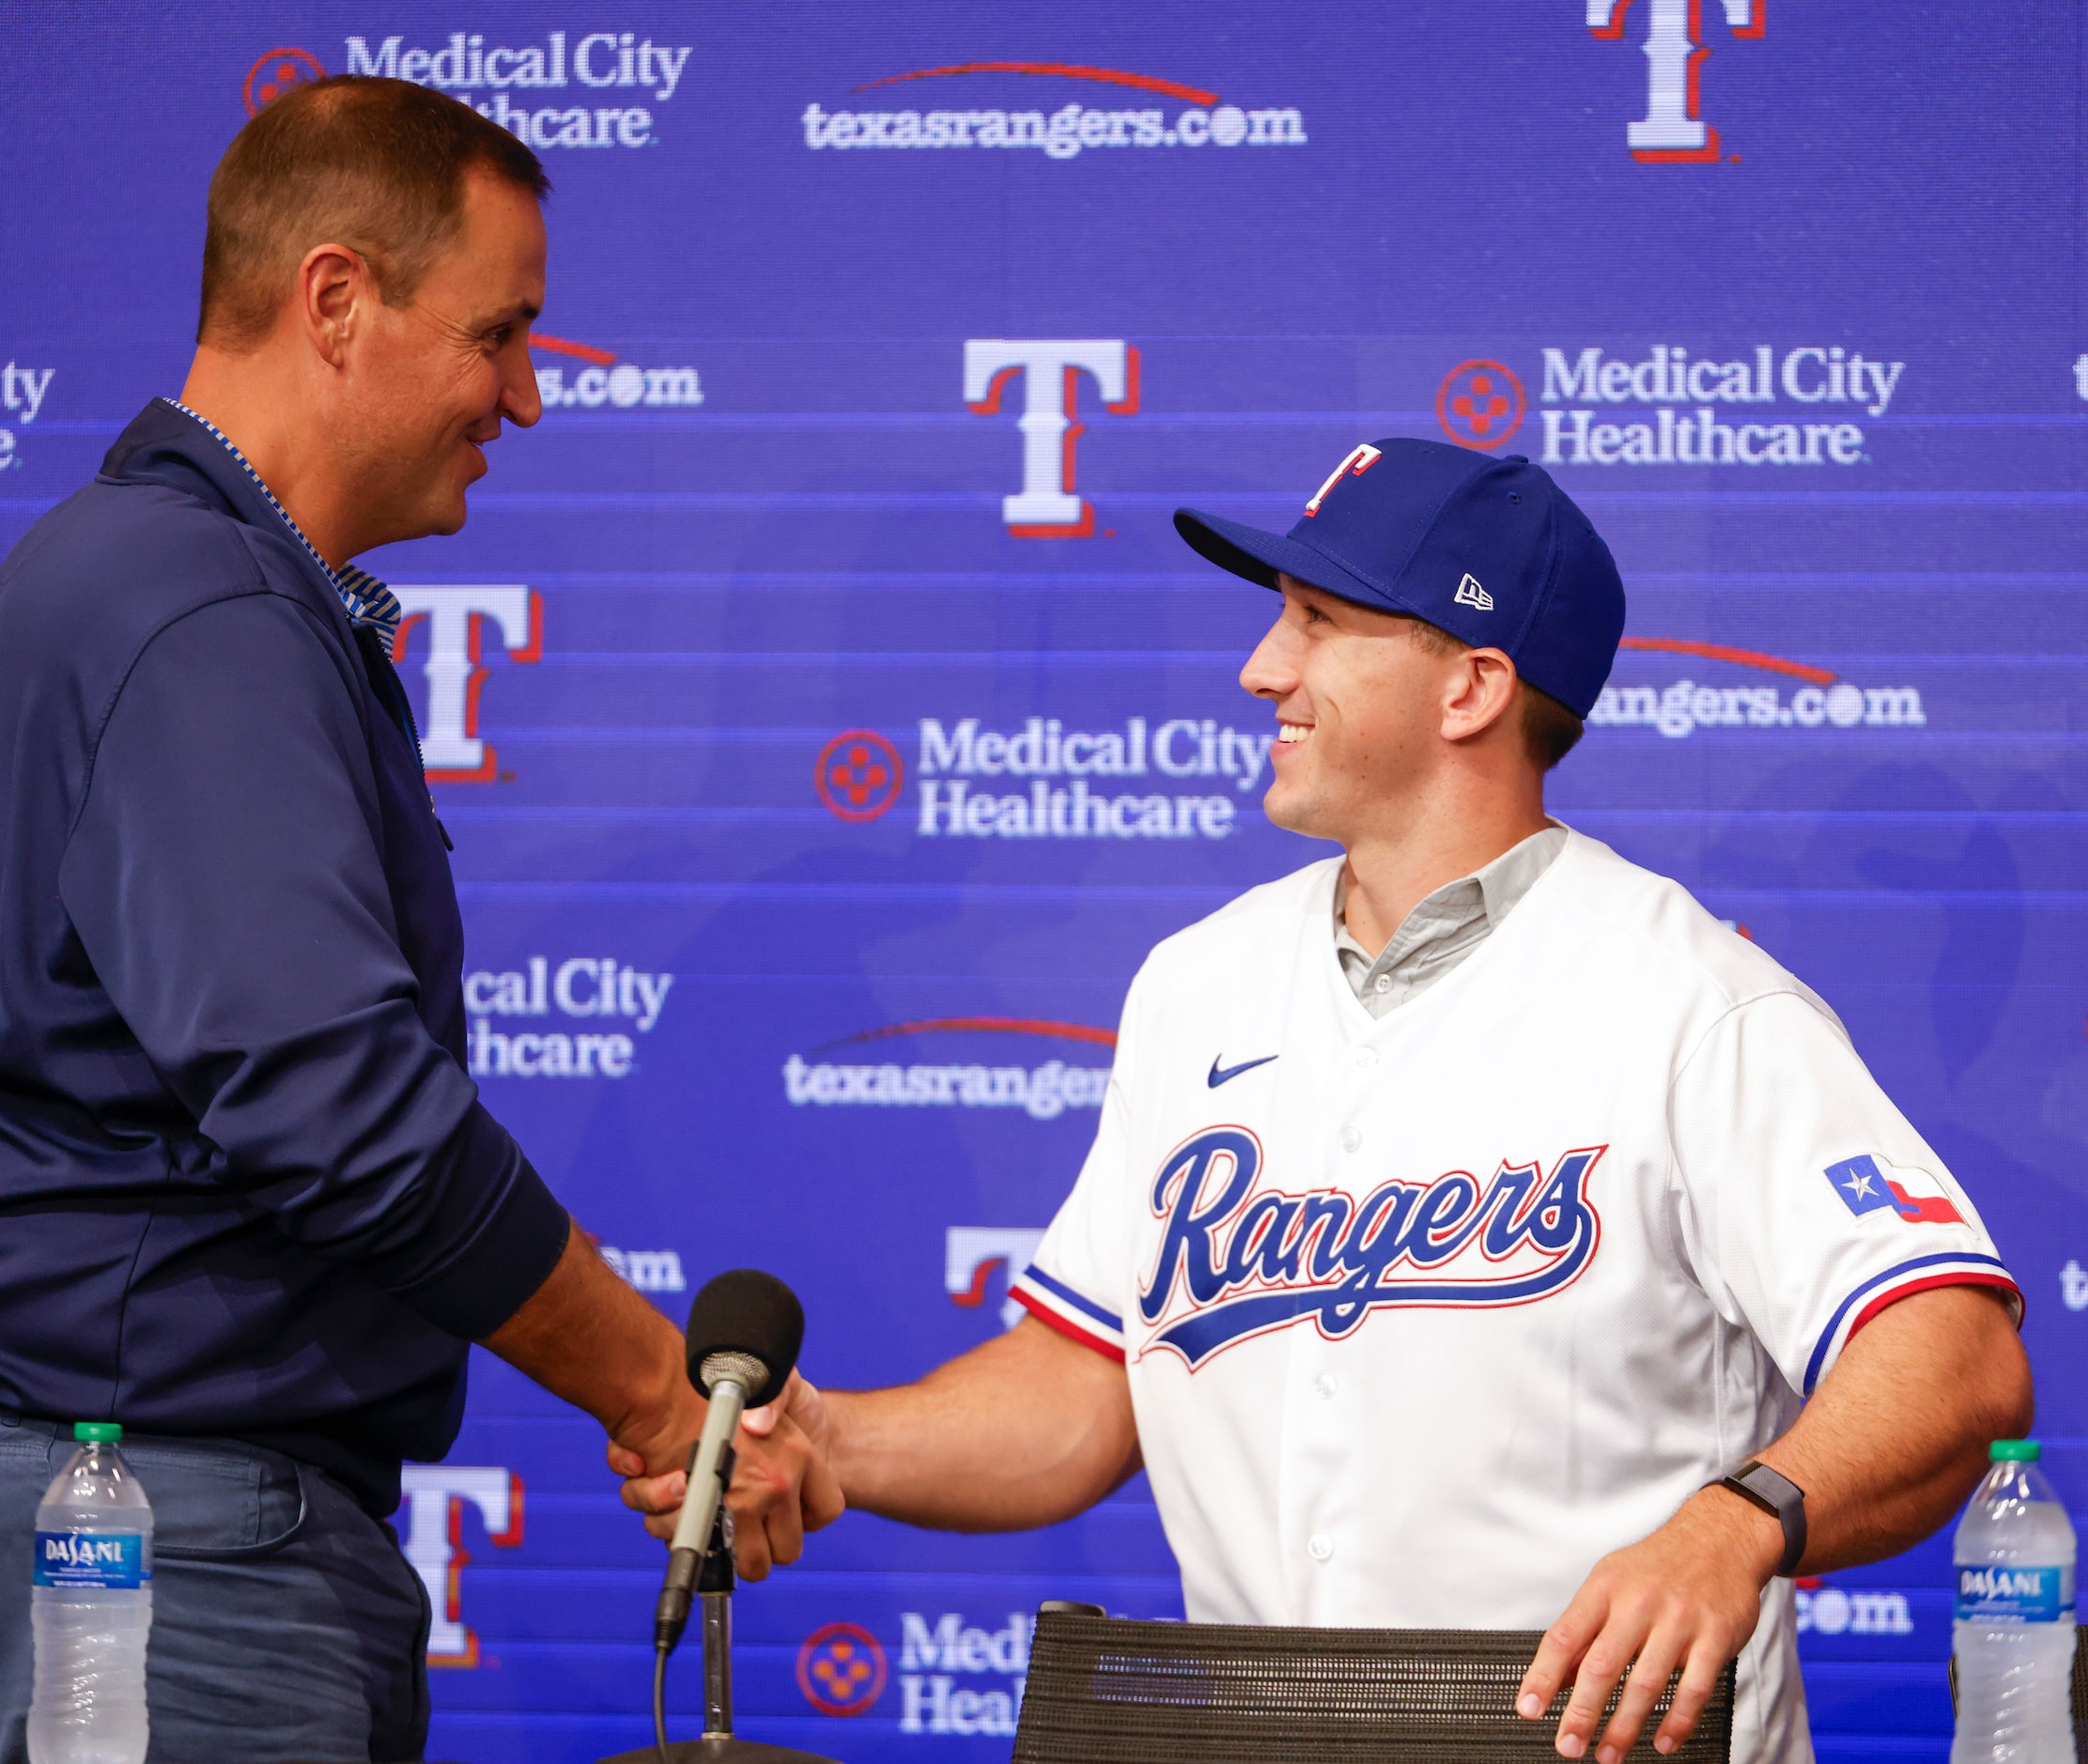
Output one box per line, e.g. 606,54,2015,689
1717,1460,1807,1577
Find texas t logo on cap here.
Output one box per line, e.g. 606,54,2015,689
1303,442,1382,516
1173,438,1627,719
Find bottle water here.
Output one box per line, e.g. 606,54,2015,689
1953,1439,2076,1763
27,1423,151,1764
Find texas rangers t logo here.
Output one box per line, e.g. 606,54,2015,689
1587,0,1762,163
1137,1127,1605,1366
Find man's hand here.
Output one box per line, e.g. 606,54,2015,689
1517,1485,1782,1760
625,1316,1138,1539
610,1370,843,1578
1518,1285,2033,1759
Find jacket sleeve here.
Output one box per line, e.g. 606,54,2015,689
57,590,571,1339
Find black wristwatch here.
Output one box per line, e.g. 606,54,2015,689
1715,1461,1807,1578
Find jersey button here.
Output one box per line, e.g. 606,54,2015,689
1352,1047,1377,1071
1313,1373,1338,1400
1307,1533,1334,1562
1339,1127,1362,1153
1373,974,1393,994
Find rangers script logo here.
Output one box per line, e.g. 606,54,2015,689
1137,1128,1604,1366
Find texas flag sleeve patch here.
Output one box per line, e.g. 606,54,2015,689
1824,1153,1964,1225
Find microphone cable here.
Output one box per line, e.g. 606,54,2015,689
654,1639,672,1764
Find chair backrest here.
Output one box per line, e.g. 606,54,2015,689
1013,1605,1734,1763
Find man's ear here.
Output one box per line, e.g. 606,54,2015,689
297,243,373,369
1440,647,1522,744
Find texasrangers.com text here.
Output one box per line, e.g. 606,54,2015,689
783,1056,1107,1121
1591,678,1926,738
802,101,1305,158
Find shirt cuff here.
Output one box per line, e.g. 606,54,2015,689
1013,1264,1126,1363
1803,1254,2021,1395
383,1105,573,1339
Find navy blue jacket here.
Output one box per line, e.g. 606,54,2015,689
0,401,570,1515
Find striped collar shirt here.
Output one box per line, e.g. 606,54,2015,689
1334,824,1569,1017
161,397,403,645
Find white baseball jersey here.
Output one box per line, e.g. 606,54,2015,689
1012,828,2018,1764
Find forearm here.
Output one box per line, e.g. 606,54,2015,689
480,1217,696,1469
1519,1287,2032,1758
827,1318,1140,1532
1737,1285,2033,1574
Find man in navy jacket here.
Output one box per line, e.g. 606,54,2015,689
0,77,836,1762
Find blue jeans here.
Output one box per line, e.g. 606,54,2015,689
0,1415,430,1763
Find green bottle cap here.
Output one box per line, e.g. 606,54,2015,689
73,1422,121,1444
1990,1439,2040,1462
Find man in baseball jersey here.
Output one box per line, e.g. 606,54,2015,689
624,440,2032,1762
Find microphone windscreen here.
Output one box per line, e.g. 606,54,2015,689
683,1270,804,1407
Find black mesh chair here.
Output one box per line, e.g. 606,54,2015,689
1013,1604,1734,1762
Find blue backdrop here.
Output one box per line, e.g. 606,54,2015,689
4,4,2084,1758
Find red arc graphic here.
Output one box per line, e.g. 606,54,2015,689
854,62,1219,105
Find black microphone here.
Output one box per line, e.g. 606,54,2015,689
652,1271,804,1653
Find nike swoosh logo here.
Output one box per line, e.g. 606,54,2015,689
1208,1054,1278,1089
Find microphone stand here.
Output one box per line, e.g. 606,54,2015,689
608,1509,843,1764
698,1508,735,1745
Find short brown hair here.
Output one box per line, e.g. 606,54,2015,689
199,76,549,348
1400,615,1586,773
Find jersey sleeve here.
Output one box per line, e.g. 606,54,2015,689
1669,989,2020,1397
1009,971,1152,1362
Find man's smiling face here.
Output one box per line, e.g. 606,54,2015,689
340,165,546,548
1238,574,1472,845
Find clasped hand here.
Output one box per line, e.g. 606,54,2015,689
608,1371,843,1579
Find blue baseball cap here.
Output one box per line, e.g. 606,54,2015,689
1173,439,1625,718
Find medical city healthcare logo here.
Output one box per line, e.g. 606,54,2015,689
1587,0,1762,162
1436,344,1908,467
798,1623,888,1716
243,48,325,114
815,714,1276,837
802,62,1305,160
1437,361,1525,451
797,1613,1033,1735
464,953,675,1079
244,31,694,147
815,730,905,821
0,360,55,471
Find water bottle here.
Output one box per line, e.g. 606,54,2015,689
1953,1438,2076,1763
27,1423,152,1764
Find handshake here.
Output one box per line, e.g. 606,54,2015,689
605,1269,844,1581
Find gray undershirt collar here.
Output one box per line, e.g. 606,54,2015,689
1334,825,1568,1017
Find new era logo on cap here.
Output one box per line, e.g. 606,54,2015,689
1171,439,1626,719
